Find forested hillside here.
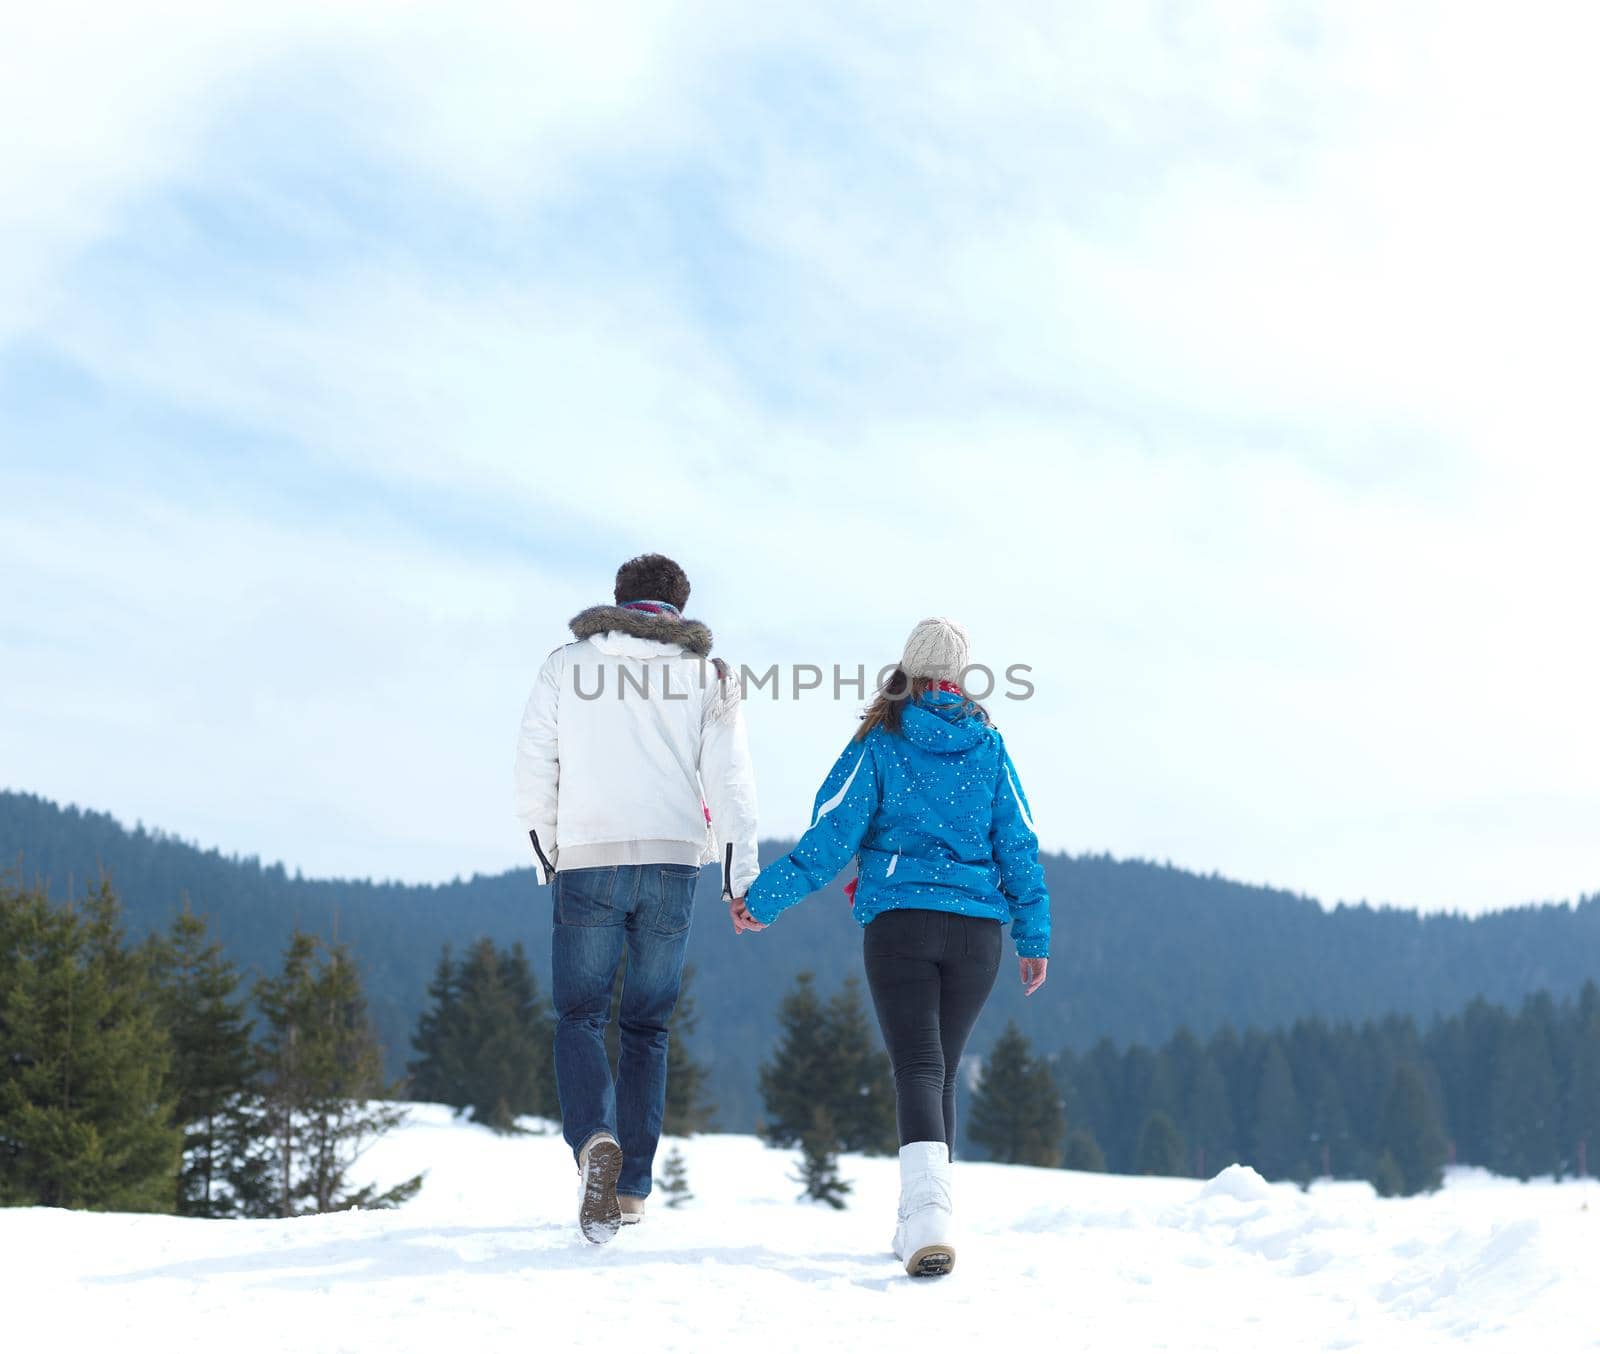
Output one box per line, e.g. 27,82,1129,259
5,790,1598,1129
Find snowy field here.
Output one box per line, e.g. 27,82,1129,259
7,1103,1596,1354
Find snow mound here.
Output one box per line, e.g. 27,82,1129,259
1197,1163,1274,1202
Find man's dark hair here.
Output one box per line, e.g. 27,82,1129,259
614,554,690,611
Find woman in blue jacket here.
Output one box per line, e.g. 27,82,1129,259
739,617,1050,1278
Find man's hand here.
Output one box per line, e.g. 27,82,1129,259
1020,957,1048,996
729,896,766,935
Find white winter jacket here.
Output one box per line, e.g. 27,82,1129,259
513,605,760,898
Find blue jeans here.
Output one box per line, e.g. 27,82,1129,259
551,863,698,1198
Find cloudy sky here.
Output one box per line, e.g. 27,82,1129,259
3,2,1597,913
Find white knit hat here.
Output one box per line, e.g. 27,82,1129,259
900,616,970,681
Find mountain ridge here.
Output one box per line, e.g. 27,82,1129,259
5,788,1597,1129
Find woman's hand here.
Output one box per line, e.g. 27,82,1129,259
1019,957,1047,996
729,896,766,935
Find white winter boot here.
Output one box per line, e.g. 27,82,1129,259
892,1141,956,1277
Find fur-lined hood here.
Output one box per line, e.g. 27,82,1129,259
569,605,713,657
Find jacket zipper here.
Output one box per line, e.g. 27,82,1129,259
529,829,555,879
722,842,734,900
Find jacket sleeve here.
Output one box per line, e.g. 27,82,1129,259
513,649,563,885
745,736,879,926
992,735,1051,958
699,661,761,900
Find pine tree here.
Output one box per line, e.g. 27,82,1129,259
1120,1044,1161,1165
1067,1040,1121,1167
1250,1039,1307,1181
660,1146,693,1208
758,973,894,1156
0,880,181,1211
502,941,560,1122
1376,1063,1448,1196
408,945,466,1107
1135,1111,1188,1176
824,978,896,1156
1568,993,1600,1176
1447,998,1511,1166
1305,1064,1352,1180
1164,1028,1206,1107
457,938,547,1131
793,1106,851,1209
1062,1129,1107,1173
1209,1025,1247,1174
969,1022,1064,1167
1143,1049,1182,1126
664,965,715,1136
147,906,271,1217
1488,1010,1560,1180
409,939,556,1131
1185,1053,1237,1178
1370,1150,1405,1198
760,972,828,1147
255,931,423,1216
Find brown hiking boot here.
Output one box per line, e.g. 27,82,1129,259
618,1194,647,1225
577,1132,623,1244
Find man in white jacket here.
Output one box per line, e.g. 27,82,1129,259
514,553,759,1244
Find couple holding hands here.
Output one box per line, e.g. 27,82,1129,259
514,554,1050,1277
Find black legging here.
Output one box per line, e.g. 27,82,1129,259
863,908,1002,1154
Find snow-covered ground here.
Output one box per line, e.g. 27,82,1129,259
9,1103,1596,1353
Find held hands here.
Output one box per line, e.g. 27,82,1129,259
1020,957,1048,997
729,896,766,935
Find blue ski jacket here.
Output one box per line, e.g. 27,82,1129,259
744,691,1051,957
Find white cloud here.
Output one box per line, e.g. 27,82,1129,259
0,464,584,881
3,1,1598,911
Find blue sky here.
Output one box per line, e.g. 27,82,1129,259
3,2,1598,912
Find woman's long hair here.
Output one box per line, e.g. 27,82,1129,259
854,666,990,741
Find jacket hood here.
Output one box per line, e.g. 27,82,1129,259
569,605,713,657
898,693,991,752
